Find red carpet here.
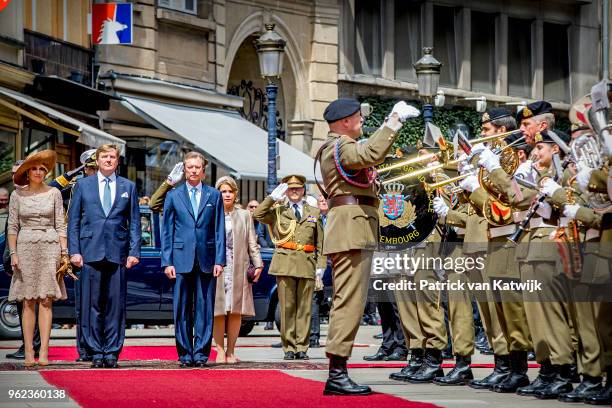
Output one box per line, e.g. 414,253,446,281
47,346,216,361
41,369,441,408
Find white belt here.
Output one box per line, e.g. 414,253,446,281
488,224,516,238
513,210,528,223
529,217,557,229
585,228,600,241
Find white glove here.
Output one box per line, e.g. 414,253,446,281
426,160,441,168
563,204,580,220
167,162,184,186
470,143,486,156
384,114,403,132
575,166,593,193
459,175,480,193
432,197,449,218
316,268,324,280
391,101,420,122
540,178,562,198
536,200,552,219
477,147,501,172
269,183,288,201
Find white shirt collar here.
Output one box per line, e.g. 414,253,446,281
186,181,202,193
97,172,116,182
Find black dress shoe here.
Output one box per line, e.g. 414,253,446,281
271,342,283,348
384,350,408,361
284,351,295,360
264,321,274,330
104,359,119,368
559,375,603,403
407,349,444,383
490,351,529,393
389,349,424,381
583,378,611,405
534,365,573,399
433,355,473,386
527,351,536,361
179,361,194,368
373,333,383,339
517,360,556,396
295,352,309,360
309,340,320,348
91,359,104,368
470,354,511,390
75,356,93,362
194,361,207,367
6,348,25,360
363,349,387,361
324,355,372,396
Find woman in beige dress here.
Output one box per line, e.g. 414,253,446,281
213,176,263,364
7,150,67,367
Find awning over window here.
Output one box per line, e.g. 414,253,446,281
122,96,319,182
0,86,126,154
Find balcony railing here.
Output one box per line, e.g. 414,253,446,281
24,30,93,85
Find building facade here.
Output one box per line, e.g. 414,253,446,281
0,0,608,197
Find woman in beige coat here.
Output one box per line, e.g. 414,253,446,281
213,176,263,363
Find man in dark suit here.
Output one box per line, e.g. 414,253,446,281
161,151,225,368
68,144,141,369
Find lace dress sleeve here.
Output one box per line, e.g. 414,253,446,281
7,191,19,236
53,189,67,238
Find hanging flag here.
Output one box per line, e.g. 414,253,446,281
92,3,133,45
0,0,12,13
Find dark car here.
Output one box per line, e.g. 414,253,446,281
0,206,331,338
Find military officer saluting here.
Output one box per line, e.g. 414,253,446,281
253,174,326,361
317,98,419,395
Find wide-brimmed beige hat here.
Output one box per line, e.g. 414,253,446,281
13,150,57,186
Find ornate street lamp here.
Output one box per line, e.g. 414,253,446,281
414,47,441,123
254,23,286,193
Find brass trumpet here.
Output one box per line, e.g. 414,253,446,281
423,174,470,195
377,129,523,177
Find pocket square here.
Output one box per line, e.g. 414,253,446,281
121,192,129,198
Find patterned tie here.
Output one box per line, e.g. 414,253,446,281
102,177,112,216
190,187,199,216
293,203,301,221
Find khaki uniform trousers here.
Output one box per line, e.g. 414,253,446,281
277,276,315,353
521,262,601,376
469,265,509,356
325,250,372,358
487,241,532,352
597,301,612,369
447,271,475,356
395,269,448,351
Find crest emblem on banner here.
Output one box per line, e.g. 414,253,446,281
379,181,416,228
92,3,133,45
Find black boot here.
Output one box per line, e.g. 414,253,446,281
584,368,611,405
469,354,511,390
389,349,423,381
559,375,604,403
407,349,444,383
324,355,372,396
363,348,388,361
568,363,580,383
491,351,530,393
433,355,473,386
535,364,574,399
516,359,556,396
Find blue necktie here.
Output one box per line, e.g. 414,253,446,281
293,203,301,221
102,177,112,216
190,187,199,216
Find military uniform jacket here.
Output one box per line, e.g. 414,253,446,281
320,126,398,255
253,197,326,279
